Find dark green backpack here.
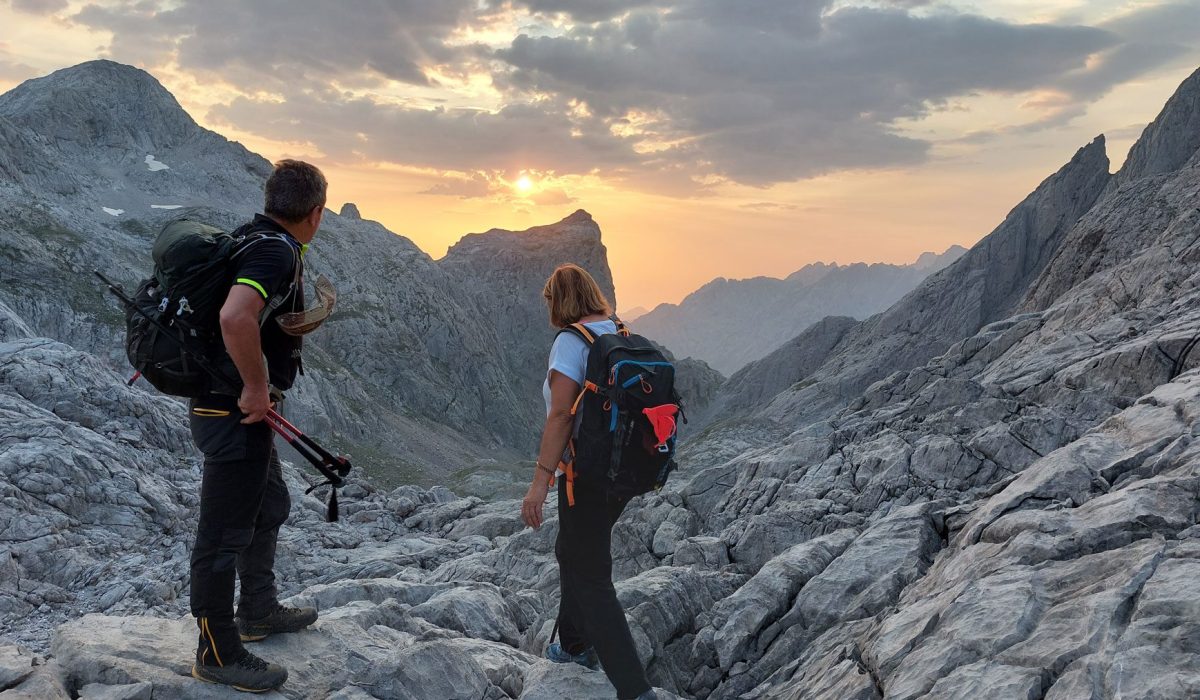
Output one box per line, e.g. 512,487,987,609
125,220,296,397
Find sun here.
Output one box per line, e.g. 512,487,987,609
516,175,533,192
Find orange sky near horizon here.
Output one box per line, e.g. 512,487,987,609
1,1,1197,310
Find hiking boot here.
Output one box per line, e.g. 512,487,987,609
237,604,318,642
546,641,599,670
192,647,288,693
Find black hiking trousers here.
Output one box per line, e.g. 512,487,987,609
188,395,291,658
555,479,652,699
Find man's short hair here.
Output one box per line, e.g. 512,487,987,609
264,160,327,223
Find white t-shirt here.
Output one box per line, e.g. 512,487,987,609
542,319,618,415
543,320,617,476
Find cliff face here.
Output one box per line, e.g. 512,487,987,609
439,209,618,444
5,60,1200,700
1025,67,1200,311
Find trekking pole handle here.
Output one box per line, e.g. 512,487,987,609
267,408,352,477
265,411,351,479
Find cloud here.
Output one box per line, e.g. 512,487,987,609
72,0,480,90
530,188,575,205
1055,1,1200,100
497,2,1116,183
10,0,68,14
421,173,496,198
209,90,642,176
938,2,1200,142
66,0,1200,193
511,0,665,22
0,59,36,82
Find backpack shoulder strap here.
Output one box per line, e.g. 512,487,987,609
558,323,596,345
231,229,303,326
610,314,630,337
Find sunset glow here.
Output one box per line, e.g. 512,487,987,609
1,1,1197,310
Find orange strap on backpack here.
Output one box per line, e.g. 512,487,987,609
571,381,598,416
569,323,595,344
558,440,578,506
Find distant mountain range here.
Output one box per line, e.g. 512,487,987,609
620,305,650,321
633,246,966,375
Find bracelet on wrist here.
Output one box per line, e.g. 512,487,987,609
535,461,555,476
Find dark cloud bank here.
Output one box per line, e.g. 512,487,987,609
60,0,1200,194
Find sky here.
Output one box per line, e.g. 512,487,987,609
1,1,1198,311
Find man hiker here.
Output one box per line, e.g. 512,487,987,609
189,160,327,692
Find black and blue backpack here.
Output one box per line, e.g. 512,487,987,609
558,317,684,505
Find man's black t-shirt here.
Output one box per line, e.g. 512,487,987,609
225,214,305,391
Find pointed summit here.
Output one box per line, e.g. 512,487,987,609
0,60,199,152
1115,66,1200,184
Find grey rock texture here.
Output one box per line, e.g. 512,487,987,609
0,644,41,691
670,356,726,427
4,60,1200,700
635,247,965,375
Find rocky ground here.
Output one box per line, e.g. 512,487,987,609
2,61,1200,699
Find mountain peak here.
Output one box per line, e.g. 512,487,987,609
562,209,593,224
0,59,198,152
1116,66,1200,184
912,244,968,271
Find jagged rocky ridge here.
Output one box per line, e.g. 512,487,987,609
2,59,1200,699
634,247,965,376
693,129,1112,437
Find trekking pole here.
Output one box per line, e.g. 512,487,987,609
264,409,352,522
94,270,352,521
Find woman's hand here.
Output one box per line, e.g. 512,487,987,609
522,478,551,529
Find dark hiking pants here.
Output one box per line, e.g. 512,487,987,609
555,479,652,699
188,396,291,657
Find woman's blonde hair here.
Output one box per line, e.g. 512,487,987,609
543,264,612,328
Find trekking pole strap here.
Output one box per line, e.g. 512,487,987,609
263,413,346,486
266,409,352,479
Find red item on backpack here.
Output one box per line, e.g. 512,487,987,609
642,404,678,451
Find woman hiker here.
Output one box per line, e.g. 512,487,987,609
520,263,657,700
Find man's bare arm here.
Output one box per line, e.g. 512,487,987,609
219,285,271,423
